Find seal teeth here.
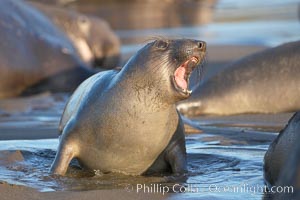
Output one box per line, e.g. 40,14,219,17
182,89,192,94
174,56,199,96
191,56,199,64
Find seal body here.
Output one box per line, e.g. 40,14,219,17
264,112,300,186
0,0,93,98
50,39,206,175
263,112,300,199
31,2,121,69
177,41,300,117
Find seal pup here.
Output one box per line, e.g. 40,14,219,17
177,41,300,117
30,2,121,69
50,39,206,176
0,0,93,98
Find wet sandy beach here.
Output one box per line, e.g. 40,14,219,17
0,91,295,200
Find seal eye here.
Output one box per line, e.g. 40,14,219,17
155,40,168,50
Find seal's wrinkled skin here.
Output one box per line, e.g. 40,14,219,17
50,39,206,176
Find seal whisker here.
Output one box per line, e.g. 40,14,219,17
195,55,207,84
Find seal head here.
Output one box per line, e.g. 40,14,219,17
122,39,206,103
170,40,206,98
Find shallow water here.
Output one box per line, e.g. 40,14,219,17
0,129,272,198
0,92,292,199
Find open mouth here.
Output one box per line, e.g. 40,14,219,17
173,56,200,96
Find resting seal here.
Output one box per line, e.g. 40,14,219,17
50,39,206,175
0,0,94,98
177,41,300,117
30,2,121,69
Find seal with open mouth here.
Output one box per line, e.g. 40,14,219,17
173,56,200,96
50,39,206,176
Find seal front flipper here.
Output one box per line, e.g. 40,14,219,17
144,116,188,176
165,138,187,175
50,142,76,175
143,138,187,176
50,120,79,175
165,117,188,175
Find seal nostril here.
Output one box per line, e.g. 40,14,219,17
198,42,205,49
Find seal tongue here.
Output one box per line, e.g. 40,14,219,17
174,66,187,90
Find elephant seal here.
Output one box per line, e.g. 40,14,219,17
264,112,300,186
30,2,121,69
0,0,94,98
177,41,300,117
50,39,206,176
263,112,300,199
